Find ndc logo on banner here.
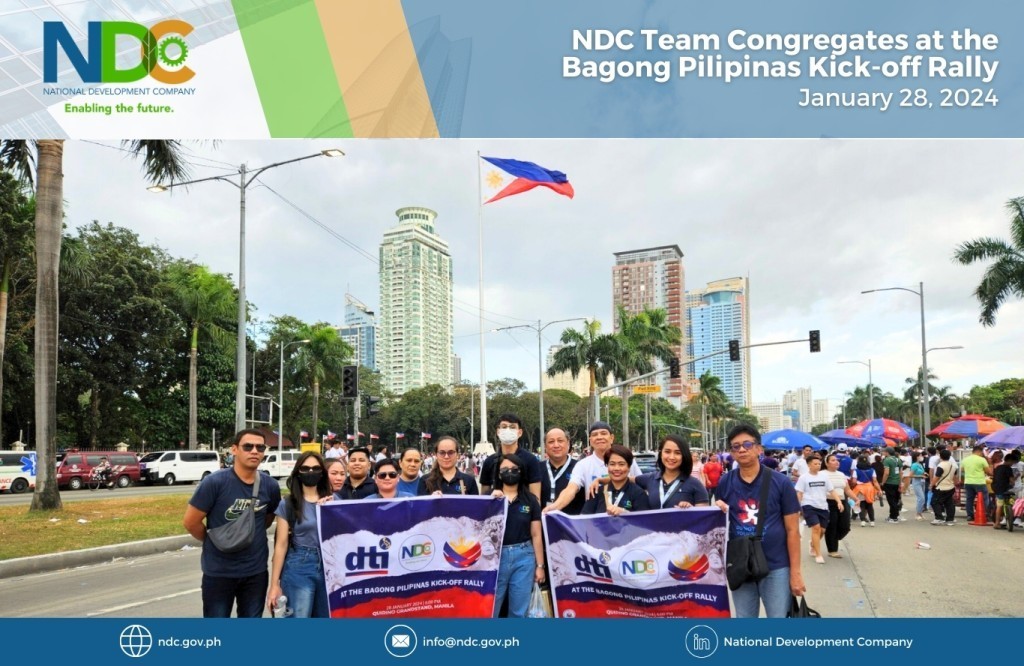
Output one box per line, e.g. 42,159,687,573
399,535,434,571
345,541,391,578
573,551,612,583
618,549,659,589
43,20,194,84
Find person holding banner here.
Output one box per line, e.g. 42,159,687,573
418,436,480,496
540,428,583,514
366,459,416,499
333,447,377,500
397,447,424,495
581,445,651,516
637,434,709,510
266,452,333,618
491,453,545,617
715,424,804,618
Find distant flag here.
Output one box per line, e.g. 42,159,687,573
300,430,309,441
370,434,380,440
421,432,432,440
481,156,574,205
396,432,406,439
346,434,354,441
358,432,365,437
327,430,337,439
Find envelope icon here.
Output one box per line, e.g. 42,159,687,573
392,635,411,648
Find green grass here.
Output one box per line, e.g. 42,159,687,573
0,495,192,560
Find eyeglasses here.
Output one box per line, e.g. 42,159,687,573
239,443,267,453
436,450,457,457
298,465,322,473
376,471,399,479
730,441,757,452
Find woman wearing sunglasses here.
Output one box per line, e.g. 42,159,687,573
418,436,480,496
367,459,416,499
266,451,332,618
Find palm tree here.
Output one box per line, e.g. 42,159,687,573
165,263,236,450
0,139,189,511
844,385,884,422
547,320,620,423
0,171,32,449
293,324,352,438
613,306,681,447
929,386,962,423
695,371,730,448
953,196,1024,326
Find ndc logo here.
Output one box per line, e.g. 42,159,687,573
573,553,612,583
618,549,659,589
345,545,390,578
399,535,434,571
43,20,194,84
668,553,710,582
442,537,481,568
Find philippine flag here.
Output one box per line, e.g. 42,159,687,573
481,156,574,204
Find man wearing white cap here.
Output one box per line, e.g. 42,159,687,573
834,443,854,476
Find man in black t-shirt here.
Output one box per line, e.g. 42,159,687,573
479,413,543,501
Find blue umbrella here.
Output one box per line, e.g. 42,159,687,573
761,429,828,451
818,429,874,449
978,426,1024,450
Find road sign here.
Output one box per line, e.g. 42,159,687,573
632,385,660,395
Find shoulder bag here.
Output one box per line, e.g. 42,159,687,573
725,465,773,591
206,472,261,554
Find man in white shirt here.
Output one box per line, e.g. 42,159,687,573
789,445,813,483
542,421,641,513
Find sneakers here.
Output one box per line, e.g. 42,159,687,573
945,521,956,526
916,515,924,521
898,516,907,522
861,520,867,527
869,521,876,527
931,519,944,525
885,518,900,524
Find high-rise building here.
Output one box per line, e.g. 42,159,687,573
451,354,462,385
687,277,751,408
338,293,376,371
542,344,590,398
812,398,832,430
611,245,686,406
783,387,814,432
377,207,453,395
750,402,785,432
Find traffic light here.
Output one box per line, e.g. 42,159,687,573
729,339,740,362
342,365,359,398
669,357,681,379
809,330,821,353
256,400,270,423
364,395,382,416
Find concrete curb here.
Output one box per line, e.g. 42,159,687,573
0,534,202,579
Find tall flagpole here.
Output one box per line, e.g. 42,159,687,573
477,152,489,450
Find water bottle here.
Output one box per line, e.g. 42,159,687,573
272,595,291,618
915,541,931,550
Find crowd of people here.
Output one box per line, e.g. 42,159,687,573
184,419,1023,620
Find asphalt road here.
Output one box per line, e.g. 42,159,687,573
0,483,198,507
1,499,1021,618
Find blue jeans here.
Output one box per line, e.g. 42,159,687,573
965,484,988,519
494,542,535,618
202,571,268,618
912,479,927,515
732,567,791,618
280,546,329,618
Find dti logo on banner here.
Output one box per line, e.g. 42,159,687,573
573,552,612,583
43,20,194,84
345,542,391,578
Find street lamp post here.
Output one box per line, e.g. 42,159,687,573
862,282,931,434
494,317,587,448
922,345,965,433
279,339,310,463
149,148,344,434
838,359,874,421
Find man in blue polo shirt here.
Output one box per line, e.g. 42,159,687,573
184,429,282,618
716,423,804,618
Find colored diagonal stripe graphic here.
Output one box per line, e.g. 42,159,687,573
232,0,353,137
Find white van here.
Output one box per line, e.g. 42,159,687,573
139,450,221,485
259,450,302,479
0,451,36,494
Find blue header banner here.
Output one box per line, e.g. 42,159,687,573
402,0,1022,137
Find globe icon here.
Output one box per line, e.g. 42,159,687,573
120,625,153,658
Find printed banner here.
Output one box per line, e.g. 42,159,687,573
318,496,506,618
543,508,729,618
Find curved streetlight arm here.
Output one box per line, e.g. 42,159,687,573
861,286,921,297
838,359,873,421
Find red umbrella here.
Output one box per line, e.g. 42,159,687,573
846,418,918,442
927,414,1008,439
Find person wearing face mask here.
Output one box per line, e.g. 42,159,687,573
367,459,415,499
266,452,332,618
479,414,543,501
490,453,545,618
333,446,377,500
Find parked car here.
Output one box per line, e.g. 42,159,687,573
635,452,658,475
0,451,36,494
139,450,222,485
258,450,302,479
56,451,141,490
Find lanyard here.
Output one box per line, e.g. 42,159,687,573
609,487,626,507
659,477,682,508
546,460,570,502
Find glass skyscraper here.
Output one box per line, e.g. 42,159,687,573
687,277,751,408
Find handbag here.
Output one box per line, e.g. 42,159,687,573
787,595,822,618
725,465,772,591
206,472,261,554
526,582,552,618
